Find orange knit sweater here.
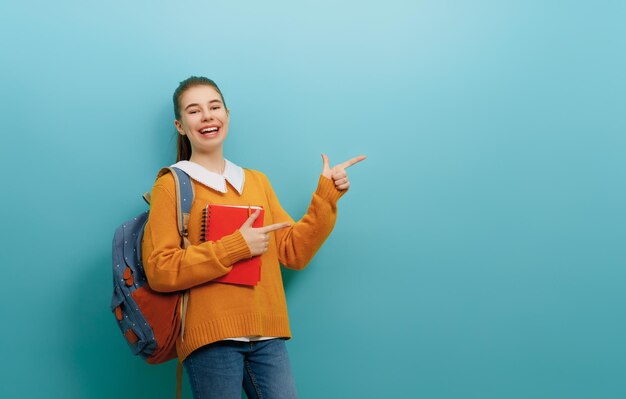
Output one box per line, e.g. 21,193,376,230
141,168,345,361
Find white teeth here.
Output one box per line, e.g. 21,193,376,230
201,127,218,133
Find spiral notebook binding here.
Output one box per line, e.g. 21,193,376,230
200,204,208,242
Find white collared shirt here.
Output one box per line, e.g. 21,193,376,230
170,159,277,343
170,159,245,194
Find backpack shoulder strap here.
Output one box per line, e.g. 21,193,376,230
153,167,194,239
153,167,194,388
162,168,194,366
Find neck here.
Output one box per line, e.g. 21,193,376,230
189,150,226,175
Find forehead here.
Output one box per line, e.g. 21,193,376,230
179,85,222,107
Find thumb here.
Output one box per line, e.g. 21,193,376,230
241,209,261,228
321,153,331,176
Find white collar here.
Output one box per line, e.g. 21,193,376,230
170,159,245,195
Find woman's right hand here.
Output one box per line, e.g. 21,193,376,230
239,209,291,257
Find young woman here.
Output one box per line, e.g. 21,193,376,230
142,76,365,399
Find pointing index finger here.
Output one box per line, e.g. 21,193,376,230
259,222,292,233
338,155,367,170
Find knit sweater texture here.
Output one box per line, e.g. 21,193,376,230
141,168,344,361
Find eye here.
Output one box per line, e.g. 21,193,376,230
189,110,199,114
211,106,221,110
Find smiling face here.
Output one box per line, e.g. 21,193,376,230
174,85,230,156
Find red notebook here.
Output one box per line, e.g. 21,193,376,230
202,204,264,286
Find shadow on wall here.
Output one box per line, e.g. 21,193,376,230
281,267,302,296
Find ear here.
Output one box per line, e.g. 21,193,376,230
174,119,186,136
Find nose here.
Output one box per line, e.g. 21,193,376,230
201,109,213,121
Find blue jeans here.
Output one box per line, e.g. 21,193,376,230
183,338,298,399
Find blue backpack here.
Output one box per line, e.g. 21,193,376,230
111,167,193,365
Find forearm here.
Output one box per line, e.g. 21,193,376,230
275,175,345,269
141,180,251,292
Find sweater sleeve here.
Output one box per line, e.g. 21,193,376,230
261,172,346,270
141,174,252,292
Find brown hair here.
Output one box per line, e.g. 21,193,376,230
173,76,228,161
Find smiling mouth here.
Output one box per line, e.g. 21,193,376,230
200,127,219,135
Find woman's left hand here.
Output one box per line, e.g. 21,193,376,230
321,153,367,191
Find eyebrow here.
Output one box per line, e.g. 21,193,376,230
184,99,222,110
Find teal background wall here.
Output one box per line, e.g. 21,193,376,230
1,1,625,398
